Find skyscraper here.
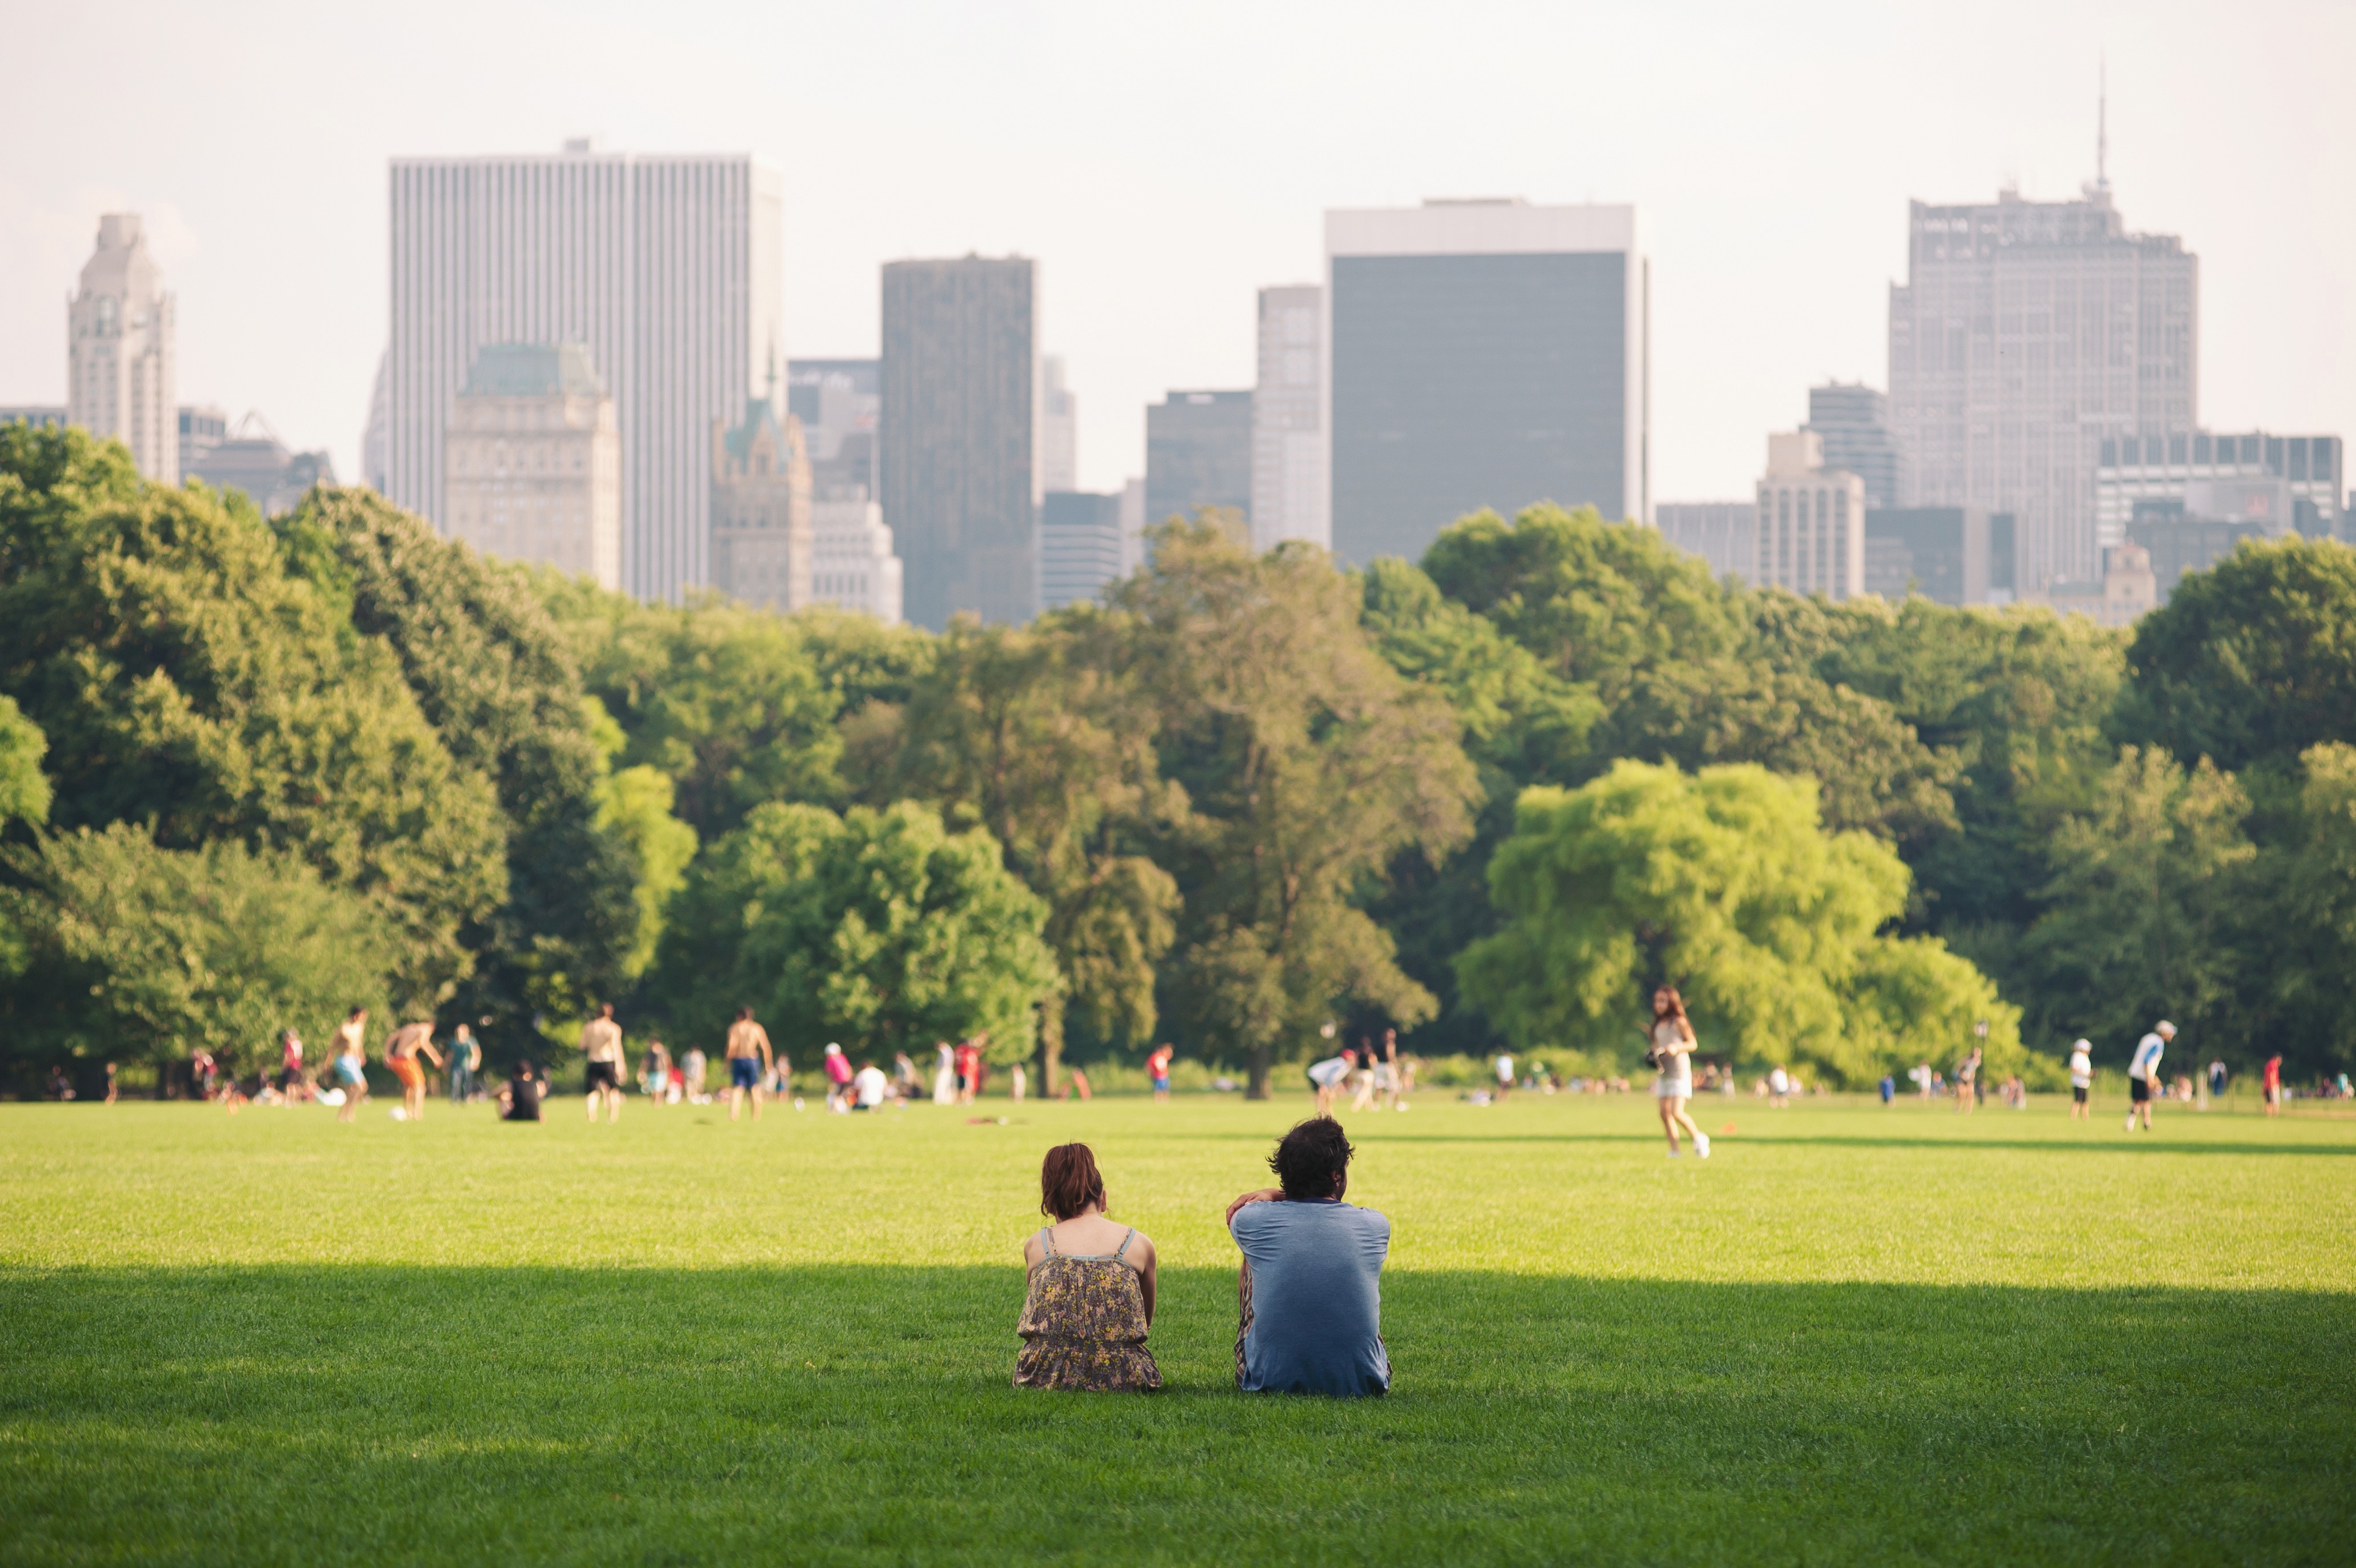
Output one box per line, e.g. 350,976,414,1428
1252,284,1326,550
1653,501,1756,584
879,256,1040,629
1145,390,1252,532
1754,432,1865,600
1040,491,1124,609
443,343,621,589
67,214,177,482
1805,383,1901,509
1040,355,1077,494
1325,199,1648,567
1888,183,2195,592
383,143,783,601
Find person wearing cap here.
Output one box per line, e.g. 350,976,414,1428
2126,1021,2174,1132
822,1043,854,1113
2067,1039,2094,1121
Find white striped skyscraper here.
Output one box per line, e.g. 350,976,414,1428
383,144,783,600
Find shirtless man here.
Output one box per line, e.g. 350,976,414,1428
725,1007,775,1122
383,1020,444,1122
580,1004,628,1125
331,1007,370,1122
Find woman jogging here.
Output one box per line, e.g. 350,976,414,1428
1649,987,1710,1158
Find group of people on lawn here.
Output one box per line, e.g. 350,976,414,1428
1014,1117,1392,1398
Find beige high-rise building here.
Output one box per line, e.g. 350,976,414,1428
1754,431,1865,600
443,344,620,589
710,394,814,611
67,214,177,481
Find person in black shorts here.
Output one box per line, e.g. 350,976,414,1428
499,1060,544,1122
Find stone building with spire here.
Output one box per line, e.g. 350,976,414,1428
710,370,814,611
68,214,177,481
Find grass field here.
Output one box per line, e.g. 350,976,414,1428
2,1088,2351,1565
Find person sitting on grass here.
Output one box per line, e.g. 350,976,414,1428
498,1060,544,1122
1012,1143,1161,1391
1222,1118,1391,1397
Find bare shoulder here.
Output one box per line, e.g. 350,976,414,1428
1020,1230,1045,1268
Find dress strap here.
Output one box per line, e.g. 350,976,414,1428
1113,1227,1136,1261
1039,1226,1056,1257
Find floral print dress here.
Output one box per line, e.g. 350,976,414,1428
1012,1226,1163,1391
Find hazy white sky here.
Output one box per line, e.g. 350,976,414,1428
4,0,2350,501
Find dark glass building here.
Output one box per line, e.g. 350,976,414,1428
1325,201,1646,568
1145,390,1252,531
880,258,1038,628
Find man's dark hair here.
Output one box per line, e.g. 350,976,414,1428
1268,1118,1353,1200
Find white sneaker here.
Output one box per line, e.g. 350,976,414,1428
1667,1147,1682,1157
2124,1114,2135,1132
1694,1132,1712,1159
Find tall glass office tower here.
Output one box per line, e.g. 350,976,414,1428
1324,200,1648,566
383,143,783,601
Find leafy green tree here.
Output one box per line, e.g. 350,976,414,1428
0,426,506,1010
277,488,645,1045
887,616,1180,1087
654,801,1057,1068
1117,522,1479,1095
2117,536,2356,774
544,582,844,839
0,695,51,830
1421,503,1745,698
1460,759,2021,1086
2261,743,2356,1076
6,823,394,1077
2022,746,2254,1053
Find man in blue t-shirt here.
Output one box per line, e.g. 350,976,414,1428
2126,1020,2173,1132
1223,1118,1391,1397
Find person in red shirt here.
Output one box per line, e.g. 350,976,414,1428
822,1043,854,1113
1148,1044,1175,1102
2263,1054,2283,1117
956,1036,987,1105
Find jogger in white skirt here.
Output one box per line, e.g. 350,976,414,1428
1650,986,1710,1158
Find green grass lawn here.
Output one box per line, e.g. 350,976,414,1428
2,1088,2351,1565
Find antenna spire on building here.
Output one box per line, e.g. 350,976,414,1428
2097,55,2109,193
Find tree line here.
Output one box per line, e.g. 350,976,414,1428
3,422,2352,1096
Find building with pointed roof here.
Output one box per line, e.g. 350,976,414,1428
68,214,177,481
711,389,813,611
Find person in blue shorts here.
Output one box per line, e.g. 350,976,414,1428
724,1007,774,1122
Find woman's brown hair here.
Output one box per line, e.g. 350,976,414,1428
1653,985,1694,1040
1039,1143,1107,1222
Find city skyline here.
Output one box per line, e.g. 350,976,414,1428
2,1,2346,512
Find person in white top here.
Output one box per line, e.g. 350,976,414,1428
2126,1021,2173,1132
1493,1053,1516,1100
1648,987,1709,1158
1768,1065,1791,1108
851,1060,889,1110
2067,1040,2094,1121
1306,1050,1354,1117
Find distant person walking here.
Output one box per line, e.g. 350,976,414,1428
383,1021,443,1122
2263,1053,2283,1117
1955,1047,1982,1113
1493,1052,1516,1100
640,1037,673,1104
1768,1065,1792,1108
2206,1059,2227,1106
331,1008,370,1122
1879,1073,1896,1106
724,1008,774,1122
581,1004,628,1124
933,1042,957,1105
680,1045,708,1104
1148,1043,1175,1102
1012,1143,1161,1391
447,1024,480,1104
2126,1021,2173,1132
1649,986,1709,1159
2068,1039,2093,1121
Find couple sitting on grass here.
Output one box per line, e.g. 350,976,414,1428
1012,1118,1390,1397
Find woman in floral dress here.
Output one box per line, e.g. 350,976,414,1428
1013,1143,1162,1391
